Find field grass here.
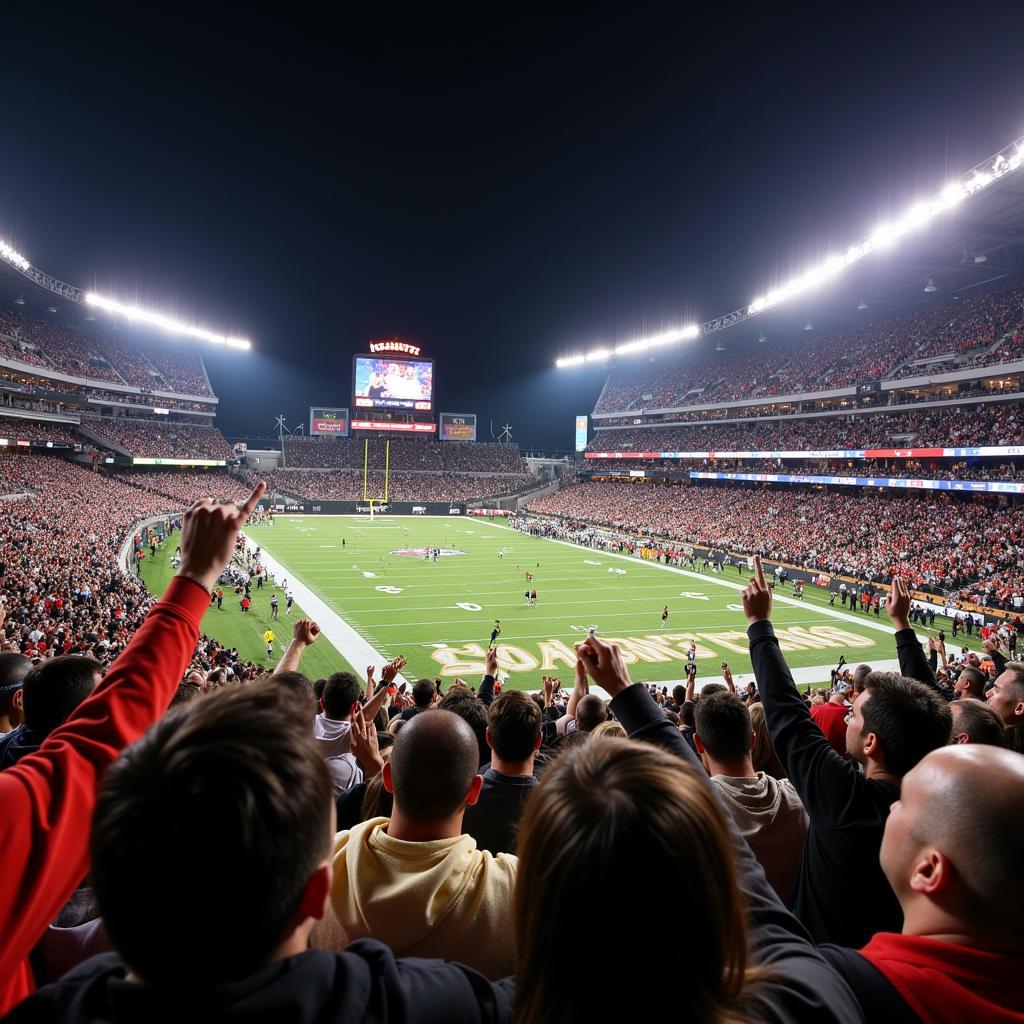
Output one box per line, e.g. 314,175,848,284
206,514,971,691
139,542,353,681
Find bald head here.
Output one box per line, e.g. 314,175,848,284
882,745,1024,940
387,709,481,823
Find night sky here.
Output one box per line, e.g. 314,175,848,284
2,1,1023,449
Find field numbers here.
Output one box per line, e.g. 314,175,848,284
375,585,403,595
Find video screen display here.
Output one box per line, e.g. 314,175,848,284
309,406,349,436
353,356,434,411
439,412,477,441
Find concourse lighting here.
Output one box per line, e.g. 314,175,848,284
555,131,1024,367
924,277,938,293
84,292,251,350
974,252,988,263
857,298,868,310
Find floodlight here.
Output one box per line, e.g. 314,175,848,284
0,240,30,272
924,277,938,293
13,295,24,305
804,322,814,331
84,292,251,350
974,252,988,264
857,298,868,310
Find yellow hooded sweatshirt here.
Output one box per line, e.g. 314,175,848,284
330,817,517,980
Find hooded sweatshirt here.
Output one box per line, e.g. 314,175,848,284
711,773,809,905
313,714,363,795
330,818,517,980
3,942,513,1024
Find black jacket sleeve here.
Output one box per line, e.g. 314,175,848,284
478,674,496,707
894,628,954,701
610,684,863,1024
747,621,866,825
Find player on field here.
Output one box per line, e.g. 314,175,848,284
263,628,275,660
489,620,501,647
270,594,279,619
530,588,537,606
661,605,669,625
286,591,294,615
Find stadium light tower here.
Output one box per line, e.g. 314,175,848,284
555,130,1024,368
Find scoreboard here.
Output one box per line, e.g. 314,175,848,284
309,407,350,436
439,412,477,441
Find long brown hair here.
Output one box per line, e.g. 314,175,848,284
514,738,751,1024
749,702,786,779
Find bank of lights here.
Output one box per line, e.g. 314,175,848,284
84,293,251,350
556,134,1024,368
0,240,30,272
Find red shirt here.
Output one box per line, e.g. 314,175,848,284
0,576,208,1014
810,700,849,758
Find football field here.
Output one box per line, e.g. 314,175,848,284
236,515,935,691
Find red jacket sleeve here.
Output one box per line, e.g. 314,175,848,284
0,576,209,1014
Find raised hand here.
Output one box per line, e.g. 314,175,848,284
885,575,911,631
293,618,320,646
575,634,632,696
350,704,384,777
381,656,407,684
485,646,499,678
740,555,772,625
177,481,266,592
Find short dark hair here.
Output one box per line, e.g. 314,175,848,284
269,671,317,720
439,689,488,765
91,686,333,989
412,678,436,708
0,652,32,693
23,656,102,733
852,664,872,693
322,671,361,719
671,684,686,705
862,672,952,776
488,691,542,762
388,709,480,822
694,691,752,763
679,699,696,728
169,682,201,708
951,699,1006,747
699,683,727,697
575,694,607,733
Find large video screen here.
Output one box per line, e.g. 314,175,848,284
309,406,349,436
353,356,434,411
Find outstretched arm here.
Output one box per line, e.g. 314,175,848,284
276,618,321,675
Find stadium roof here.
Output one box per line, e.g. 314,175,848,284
557,133,1024,366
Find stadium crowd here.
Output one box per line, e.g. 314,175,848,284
81,417,233,459
587,400,1024,455
112,469,251,506
0,474,1021,1022
283,437,526,473
0,303,214,397
595,279,1024,414
529,480,1024,610
0,415,74,443
267,469,535,503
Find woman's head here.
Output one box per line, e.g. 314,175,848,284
514,738,747,1024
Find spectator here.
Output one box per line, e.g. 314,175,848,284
462,690,542,855
314,671,390,796
400,678,437,720
0,653,31,735
4,686,512,1022
809,680,852,758
327,710,517,979
823,745,1024,1022
694,690,809,904
0,656,103,769
742,556,951,946
985,661,1024,754
949,699,1006,746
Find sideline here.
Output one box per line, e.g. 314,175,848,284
242,528,408,685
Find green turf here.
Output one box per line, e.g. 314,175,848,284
226,515,982,691
139,542,356,680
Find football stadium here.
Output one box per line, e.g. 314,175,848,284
2,5,1024,1022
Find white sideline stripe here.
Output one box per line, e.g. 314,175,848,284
242,532,407,684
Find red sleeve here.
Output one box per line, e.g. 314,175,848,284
0,576,209,1013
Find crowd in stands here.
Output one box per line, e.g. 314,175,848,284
594,278,1024,414
283,437,526,474
0,415,73,443
267,469,535,502
1,479,1022,1021
529,479,1024,609
112,470,251,506
588,400,1024,455
0,303,214,397
82,417,233,459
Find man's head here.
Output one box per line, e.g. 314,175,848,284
438,689,489,765
831,679,852,703
693,691,753,772
487,691,542,765
852,663,872,694
383,709,482,824
953,666,987,701
949,699,1006,747
880,745,1024,946
411,678,436,709
270,671,317,722
575,693,608,733
321,671,361,720
91,686,334,989
0,652,31,728
986,663,1024,729
845,672,952,777
698,682,727,697
22,656,102,734
671,684,686,706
